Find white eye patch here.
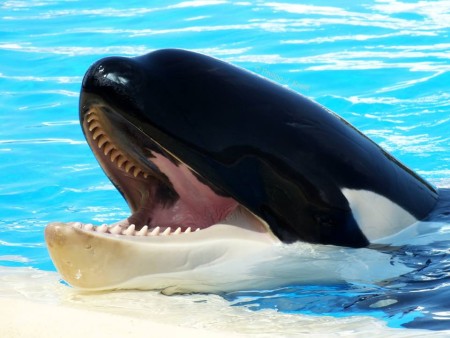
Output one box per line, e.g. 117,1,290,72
341,188,417,242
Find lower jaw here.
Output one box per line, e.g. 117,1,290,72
45,214,277,292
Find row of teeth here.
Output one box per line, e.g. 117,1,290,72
72,223,200,237
86,110,149,178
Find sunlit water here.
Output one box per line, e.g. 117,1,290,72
0,0,449,335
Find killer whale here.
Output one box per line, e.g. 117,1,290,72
45,49,438,292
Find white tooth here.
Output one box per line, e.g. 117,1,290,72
195,228,200,232
110,225,122,235
87,114,97,123
83,224,94,231
98,136,108,148
184,227,191,234
117,157,127,168
104,143,114,155
149,226,160,236
162,227,171,236
133,167,142,177
122,224,135,236
88,121,100,131
92,129,103,140
125,162,134,173
173,227,181,235
143,172,149,179
110,149,120,162
96,224,108,233
73,222,82,229
136,225,148,236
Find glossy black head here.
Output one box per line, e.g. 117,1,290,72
80,49,438,248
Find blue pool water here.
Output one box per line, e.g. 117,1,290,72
1,0,449,333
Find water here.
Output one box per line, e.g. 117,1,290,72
0,0,449,335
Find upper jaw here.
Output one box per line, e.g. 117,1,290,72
81,103,160,220
77,54,278,245
79,96,274,238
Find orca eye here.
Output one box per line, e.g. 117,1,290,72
315,214,337,228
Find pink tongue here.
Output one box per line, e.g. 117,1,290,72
148,153,238,229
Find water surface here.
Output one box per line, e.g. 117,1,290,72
1,0,449,334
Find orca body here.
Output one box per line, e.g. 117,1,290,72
45,49,438,292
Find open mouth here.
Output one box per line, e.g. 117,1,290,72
45,97,276,291
77,102,269,240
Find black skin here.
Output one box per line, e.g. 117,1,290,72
80,49,438,248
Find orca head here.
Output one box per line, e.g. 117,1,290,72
77,49,371,248
45,49,438,291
